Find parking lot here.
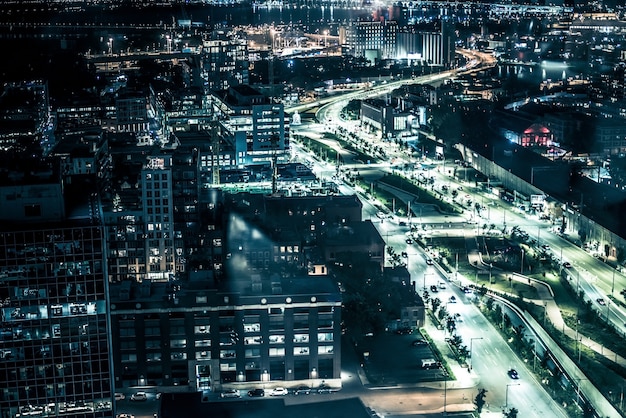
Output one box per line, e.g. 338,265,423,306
356,330,445,386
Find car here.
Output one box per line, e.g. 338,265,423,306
247,388,265,397
116,414,134,418
294,385,311,395
401,251,408,258
114,393,125,401
220,389,241,398
462,286,472,294
411,338,427,346
438,282,446,289
395,327,413,335
406,238,413,244
430,285,439,293
562,262,572,268
426,258,434,265
130,391,147,401
541,244,550,250
156,392,162,400
597,298,606,306
317,384,333,394
448,296,457,303
508,369,519,379
269,387,289,396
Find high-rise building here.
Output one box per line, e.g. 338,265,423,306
210,85,289,167
104,154,179,284
0,224,114,418
200,32,249,91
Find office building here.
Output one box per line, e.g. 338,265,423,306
0,224,113,418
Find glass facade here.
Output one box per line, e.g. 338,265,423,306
0,226,113,418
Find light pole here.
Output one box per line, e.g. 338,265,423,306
505,383,520,410
572,377,587,408
443,369,448,416
520,248,524,274
469,337,483,371
612,267,616,296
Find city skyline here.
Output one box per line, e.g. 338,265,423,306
0,1,626,418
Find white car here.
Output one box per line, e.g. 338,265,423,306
220,389,241,398
114,393,125,401
269,387,289,396
130,391,148,401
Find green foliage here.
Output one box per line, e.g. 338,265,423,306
503,407,519,418
474,388,488,413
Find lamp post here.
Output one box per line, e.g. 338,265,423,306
572,378,587,407
520,248,524,274
443,369,448,416
469,337,483,371
612,267,616,296
505,383,520,410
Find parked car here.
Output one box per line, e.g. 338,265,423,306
426,258,434,265
562,261,572,268
130,392,147,401
294,385,311,395
114,393,125,401
597,298,606,306
430,285,438,293
247,388,264,397
317,384,333,394
411,338,427,346
448,296,457,303
220,389,241,398
269,387,289,396
395,327,413,335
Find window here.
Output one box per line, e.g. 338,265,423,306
245,348,261,358
293,334,309,343
243,323,260,333
121,354,137,362
195,340,211,347
269,348,285,357
171,339,187,348
194,325,211,334
294,347,309,355
318,332,333,342
244,336,262,345
318,345,334,354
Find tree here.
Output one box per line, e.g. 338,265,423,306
474,388,488,413
431,297,441,312
503,407,518,418
438,305,448,321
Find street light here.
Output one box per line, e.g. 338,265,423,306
469,337,483,371
442,369,449,416
572,377,587,408
505,383,520,410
